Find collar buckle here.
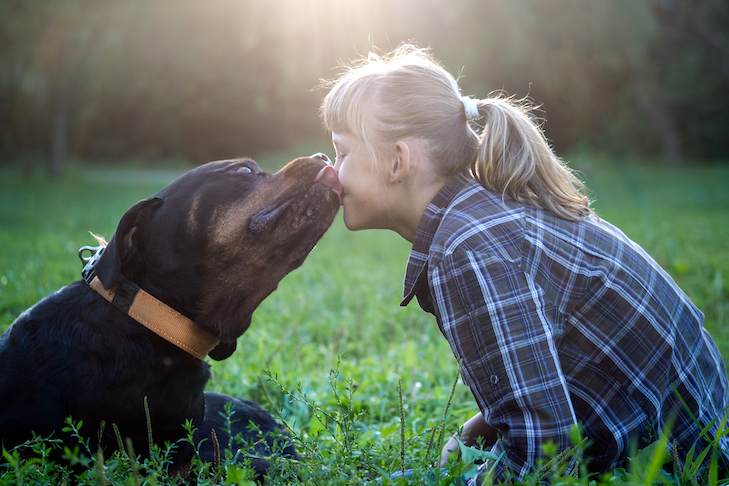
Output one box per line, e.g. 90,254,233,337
79,245,105,284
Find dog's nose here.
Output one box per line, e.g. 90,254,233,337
310,153,332,166
314,165,342,204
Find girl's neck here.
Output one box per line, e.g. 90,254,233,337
386,171,448,243
384,138,449,242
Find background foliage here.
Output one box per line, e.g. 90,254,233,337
1,0,728,175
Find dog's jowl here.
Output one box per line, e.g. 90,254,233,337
0,155,341,476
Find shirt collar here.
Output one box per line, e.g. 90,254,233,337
400,172,473,307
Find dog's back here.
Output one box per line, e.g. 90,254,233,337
0,281,209,460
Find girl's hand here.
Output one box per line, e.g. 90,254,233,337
439,412,499,467
439,434,461,466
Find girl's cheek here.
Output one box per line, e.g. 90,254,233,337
333,161,345,182
335,163,349,187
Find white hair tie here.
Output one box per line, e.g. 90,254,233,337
461,96,482,121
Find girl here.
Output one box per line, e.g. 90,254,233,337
319,44,728,482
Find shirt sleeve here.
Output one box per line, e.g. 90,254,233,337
431,248,579,481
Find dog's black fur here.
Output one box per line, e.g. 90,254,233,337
194,391,300,477
0,156,339,475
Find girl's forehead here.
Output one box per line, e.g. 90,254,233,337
332,132,360,147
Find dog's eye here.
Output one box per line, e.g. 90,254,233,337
227,164,254,174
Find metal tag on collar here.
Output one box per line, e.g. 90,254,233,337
79,245,106,284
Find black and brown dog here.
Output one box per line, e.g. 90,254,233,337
0,155,341,477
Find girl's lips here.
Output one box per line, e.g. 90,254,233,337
314,165,343,205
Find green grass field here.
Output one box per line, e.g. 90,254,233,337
1,153,728,485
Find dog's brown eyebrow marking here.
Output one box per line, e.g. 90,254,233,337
209,183,285,246
210,204,258,251
187,195,202,232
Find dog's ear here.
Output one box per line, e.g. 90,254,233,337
208,340,237,361
96,197,163,290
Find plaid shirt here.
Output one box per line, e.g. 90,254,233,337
402,173,729,481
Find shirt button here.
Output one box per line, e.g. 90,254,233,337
490,375,499,385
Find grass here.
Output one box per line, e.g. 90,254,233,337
0,152,728,485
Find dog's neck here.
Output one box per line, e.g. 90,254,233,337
79,244,219,359
87,275,219,360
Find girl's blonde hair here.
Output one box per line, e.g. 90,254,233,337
320,44,593,221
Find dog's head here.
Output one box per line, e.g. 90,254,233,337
93,156,341,360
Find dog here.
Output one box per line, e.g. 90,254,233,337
193,391,300,478
0,154,341,477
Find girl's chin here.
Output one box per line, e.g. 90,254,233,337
342,201,387,232
341,208,367,232
342,215,363,231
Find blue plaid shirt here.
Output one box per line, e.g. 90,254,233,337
401,173,729,481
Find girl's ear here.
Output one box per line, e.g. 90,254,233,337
390,140,411,183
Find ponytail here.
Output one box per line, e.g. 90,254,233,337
471,95,593,221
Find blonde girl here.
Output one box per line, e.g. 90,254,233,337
320,44,728,482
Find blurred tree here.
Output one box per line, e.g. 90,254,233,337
0,1,54,175
653,0,729,160
69,1,289,162
38,2,91,176
0,0,727,171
